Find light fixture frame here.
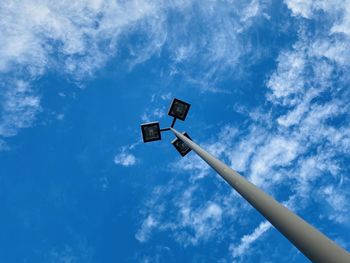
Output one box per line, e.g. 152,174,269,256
171,132,192,156
141,121,162,143
167,98,191,121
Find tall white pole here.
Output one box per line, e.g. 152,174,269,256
171,128,350,263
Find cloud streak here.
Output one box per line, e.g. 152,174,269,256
230,221,271,259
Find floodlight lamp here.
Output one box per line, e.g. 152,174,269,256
171,132,192,156
141,122,161,143
168,98,190,121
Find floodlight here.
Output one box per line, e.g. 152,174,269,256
168,98,190,121
171,132,192,156
141,122,161,143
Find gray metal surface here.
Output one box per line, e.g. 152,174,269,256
171,128,350,263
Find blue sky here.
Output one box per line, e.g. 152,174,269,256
0,0,350,262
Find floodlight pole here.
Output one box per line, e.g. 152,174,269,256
171,128,350,263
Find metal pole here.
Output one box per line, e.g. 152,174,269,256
171,128,350,263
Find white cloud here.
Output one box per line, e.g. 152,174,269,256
0,80,41,137
136,183,236,246
310,38,350,66
331,2,350,36
284,0,347,19
319,185,350,224
0,0,160,76
114,152,137,167
113,143,140,167
249,136,300,186
167,0,267,90
173,189,223,245
227,127,266,172
284,0,313,18
135,215,159,243
230,221,271,259
266,48,307,105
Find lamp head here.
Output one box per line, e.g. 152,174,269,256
141,121,161,143
168,98,191,121
171,132,192,156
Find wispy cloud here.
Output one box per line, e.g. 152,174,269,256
0,80,41,137
135,183,238,246
141,107,166,123
114,152,137,167
230,221,271,259
167,0,268,91
135,215,159,243
319,185,350,224
113,142,140,167
171,187,223,246
0,0,160,77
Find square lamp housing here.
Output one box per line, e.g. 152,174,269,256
141,122,161,143
168,98,190,121
171,132,192,156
